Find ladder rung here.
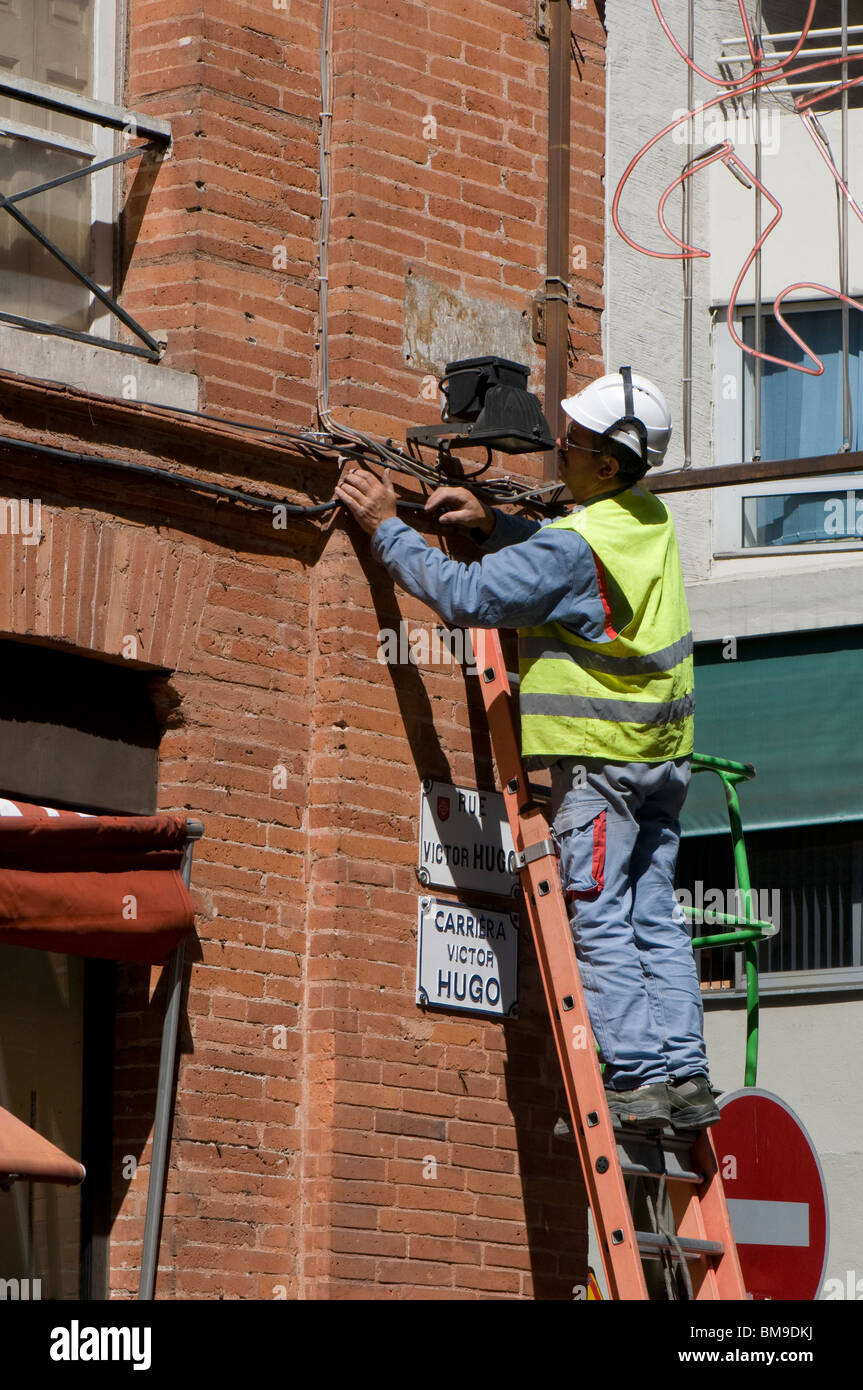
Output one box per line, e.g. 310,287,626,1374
636,1231,725,1261
525,781,553,801
616,1132,703,1184
556,1114,707,1184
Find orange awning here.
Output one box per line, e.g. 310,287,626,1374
0,799,195,964
0,1104,85,1186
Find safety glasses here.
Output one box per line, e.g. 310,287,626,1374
561,421,602,456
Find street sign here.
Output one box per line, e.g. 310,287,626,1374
416,896,518,1017
714,1088,829,1300
418,779,517,897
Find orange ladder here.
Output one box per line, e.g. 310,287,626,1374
472,626,746,1301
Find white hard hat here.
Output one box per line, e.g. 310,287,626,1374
561,367,672,467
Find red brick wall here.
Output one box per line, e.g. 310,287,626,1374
124,0,606,439
0,0,607,1298
0,376,321,1298
125,0,323,424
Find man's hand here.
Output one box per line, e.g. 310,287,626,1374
424,486,495,535
335,467,398,535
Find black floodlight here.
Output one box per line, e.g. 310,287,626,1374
407,355,556,454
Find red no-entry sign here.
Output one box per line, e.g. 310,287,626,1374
714,1088,829,1300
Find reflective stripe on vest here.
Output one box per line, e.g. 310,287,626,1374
518,486,694,763
518,631,694,677
519,692,695,724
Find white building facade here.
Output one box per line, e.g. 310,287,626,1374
606,0,863,1297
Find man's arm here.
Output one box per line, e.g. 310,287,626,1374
419,483,541,552
335,468,608,635
371,515,607,634
472,509,543,553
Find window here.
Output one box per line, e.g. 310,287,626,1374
742,486,863,547
678,821,863,997
680,628,863,996
684,628,863,835
0,639,164,1298
714,470,863,554
741,302,863,461
713,301,863,554
0,0,169,359
0,0,114,336
0,946,88,1299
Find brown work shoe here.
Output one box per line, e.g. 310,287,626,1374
668,1074,721,1130
605,1081,670,1130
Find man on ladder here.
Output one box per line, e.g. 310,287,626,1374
337,368,718,1133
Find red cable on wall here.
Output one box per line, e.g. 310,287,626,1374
613,8,863,378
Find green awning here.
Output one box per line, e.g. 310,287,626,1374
682,626,863,835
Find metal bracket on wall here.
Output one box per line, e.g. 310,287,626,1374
531,292,546,345
532,275,570,346
536,0,551,41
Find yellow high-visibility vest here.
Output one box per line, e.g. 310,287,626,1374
518,486,694,763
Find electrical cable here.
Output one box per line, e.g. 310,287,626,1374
753,0,763,462
0,432,563,523
643,1182,676,1300
0,433,336,515
681,0,694,469
10,375,561,509
313,0,427,477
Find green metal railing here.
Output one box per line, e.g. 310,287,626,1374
683,753,779,1087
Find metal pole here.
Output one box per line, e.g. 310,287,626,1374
682,0,694,468
689,758,762,1086
722,779,760,1087
27,1090,36,1285
752,4,763,463
543,0,572,478
138,820,203,1301
316,0,334,429
841,0,852,450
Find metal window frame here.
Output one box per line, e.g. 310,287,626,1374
0,72,171,362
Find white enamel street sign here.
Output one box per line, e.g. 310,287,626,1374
416,897,519,1018
418,779,517,896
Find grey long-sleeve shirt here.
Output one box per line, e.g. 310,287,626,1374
369,505,611,640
